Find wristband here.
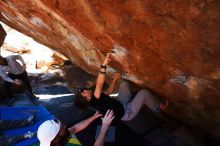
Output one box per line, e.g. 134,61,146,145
100,65,107,69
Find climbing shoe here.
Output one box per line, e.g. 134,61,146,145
27,115,35,125
159,99,169,110
24,131,37,139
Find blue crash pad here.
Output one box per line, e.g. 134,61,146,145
0,106,55,146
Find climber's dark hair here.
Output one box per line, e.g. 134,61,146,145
74,88,90,111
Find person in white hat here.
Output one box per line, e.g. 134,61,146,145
37,110,114,146
37,119,61,146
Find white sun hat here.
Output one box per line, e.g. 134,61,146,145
37,119,61,146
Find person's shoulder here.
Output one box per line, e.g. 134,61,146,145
100,93,110,100
91,92,108,102
91,94,101,102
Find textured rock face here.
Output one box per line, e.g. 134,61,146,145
0,24,6,86
0,0,219,140
0,24,6,47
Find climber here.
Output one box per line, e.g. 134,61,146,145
75,53,168,122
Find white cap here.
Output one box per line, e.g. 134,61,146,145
37,120,61,146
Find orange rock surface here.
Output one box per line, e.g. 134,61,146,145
0,0,220,140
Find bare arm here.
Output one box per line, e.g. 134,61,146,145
94,110,114,146
68,111,101,134
94,53,111,99
105,72,122,95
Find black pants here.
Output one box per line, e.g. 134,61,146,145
4,71,32,96
0,84,10,103
0,135,24,146
0,119,28,146
0,119,28,130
